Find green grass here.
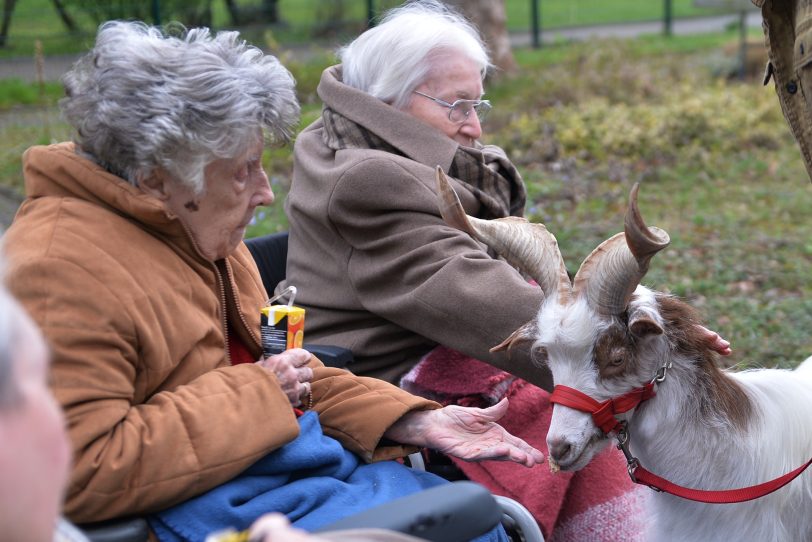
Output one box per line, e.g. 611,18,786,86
0,78,62,109
0,0,749,56
2,30,810,370
485,35,812,371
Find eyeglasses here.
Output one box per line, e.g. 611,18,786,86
413,91,492,124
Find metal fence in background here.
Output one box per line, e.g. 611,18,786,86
1,0,756,61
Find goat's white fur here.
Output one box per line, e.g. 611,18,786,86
543,285,812,542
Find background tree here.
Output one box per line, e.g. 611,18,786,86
224,0,279,25
62,0,212,27
50,0,77,32
1,0,76,49
261,0,279,23
444,0,516,76
0,0,17,47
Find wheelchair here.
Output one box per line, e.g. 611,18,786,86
77,232,544,542
78,481,517,542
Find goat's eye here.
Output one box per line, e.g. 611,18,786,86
531,346,549,365
610,356,624,367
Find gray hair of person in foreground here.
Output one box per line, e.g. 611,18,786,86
60,20,301,194
338,0,492,110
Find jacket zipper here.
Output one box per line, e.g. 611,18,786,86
174,219,234,365
220,258,263,354
216,267,232,366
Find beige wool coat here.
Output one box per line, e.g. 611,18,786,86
280,66,553,390
754,0,812,183
4,143,438,523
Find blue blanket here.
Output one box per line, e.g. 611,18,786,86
149,411,507,542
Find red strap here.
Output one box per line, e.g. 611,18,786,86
550,384,812,504
549,385,602,411
550,384,655,434
633,457,812,503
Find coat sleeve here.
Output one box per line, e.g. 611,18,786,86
309,363,440,462
8,257,301,522
328,157,553,390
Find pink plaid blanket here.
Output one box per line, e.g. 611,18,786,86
401,346,648,541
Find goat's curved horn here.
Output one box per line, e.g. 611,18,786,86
572,183,670,315
436,166,570,302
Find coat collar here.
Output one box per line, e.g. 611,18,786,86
316,65,460,173
22,142,202,259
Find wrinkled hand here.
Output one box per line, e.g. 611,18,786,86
249,513,329,542
256,348,313,406
384,398,544,467
697,325,731,356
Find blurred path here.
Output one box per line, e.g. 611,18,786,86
0,12,764,82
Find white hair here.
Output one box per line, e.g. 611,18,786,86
338,0,491,109
0,271,39,409
60,21,301,194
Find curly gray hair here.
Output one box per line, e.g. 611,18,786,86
61,21,300,194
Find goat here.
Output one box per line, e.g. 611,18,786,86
436,168,812,542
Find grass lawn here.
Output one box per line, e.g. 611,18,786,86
1,28,810,370
1,0,745,57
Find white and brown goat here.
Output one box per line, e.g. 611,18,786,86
437,169,812,542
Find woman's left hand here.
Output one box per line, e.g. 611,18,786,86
383,398,544,467
696,325,732,356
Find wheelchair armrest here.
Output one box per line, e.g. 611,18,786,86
494,495,545,542
314,481,502,542
304,343,354,368
78,517,150,542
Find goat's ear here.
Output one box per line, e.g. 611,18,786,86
491,319,538,354
628,310,664,339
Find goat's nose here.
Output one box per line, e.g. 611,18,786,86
548,437,572,463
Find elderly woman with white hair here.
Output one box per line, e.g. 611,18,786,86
279,0,554,387
281,1,732,538
282,0,731,396
1,20,543,541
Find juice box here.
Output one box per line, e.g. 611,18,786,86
205,528,250,542
260,285,304,356
260,304,305,356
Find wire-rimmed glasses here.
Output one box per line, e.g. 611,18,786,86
413,91,492,123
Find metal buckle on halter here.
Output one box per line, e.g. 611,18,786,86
616,422,630,447
615,423,635,464
652,360,673,383
615,422,642,483
626,457,640,483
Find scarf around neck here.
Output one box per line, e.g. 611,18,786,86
321,107,526,219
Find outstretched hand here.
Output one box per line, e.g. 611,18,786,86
384,398,544,467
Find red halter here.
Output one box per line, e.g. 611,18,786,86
549,365,812,504
550,382,656,435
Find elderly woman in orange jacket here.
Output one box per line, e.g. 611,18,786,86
2,21,542,539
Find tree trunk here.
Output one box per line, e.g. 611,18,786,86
0,0,17,48
444,0,516,77
262,0,279,23
51,0,77,32
224,0,241,25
